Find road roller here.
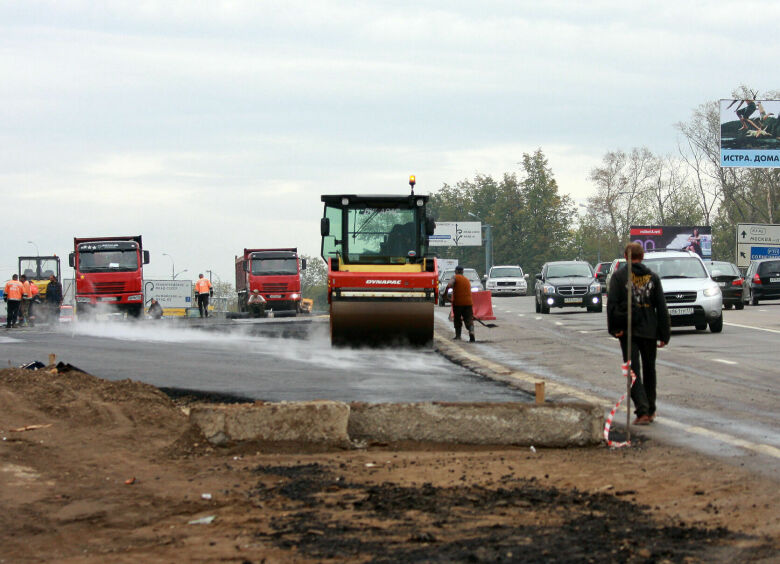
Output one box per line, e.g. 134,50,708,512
320,176,439,346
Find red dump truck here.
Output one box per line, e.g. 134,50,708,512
235,248,306,315
70,236,150,317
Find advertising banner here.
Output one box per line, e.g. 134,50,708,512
720,99,780,168
143,279,192,309
428,222,482,247
629,226,712,259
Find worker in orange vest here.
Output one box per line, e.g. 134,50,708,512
445,265,476,342
28,281,40,326
4,274,25,328
194,273,213,318
19,275,32,326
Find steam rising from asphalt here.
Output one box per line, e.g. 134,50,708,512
61,319,455,373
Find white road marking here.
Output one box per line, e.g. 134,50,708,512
660,418,780,459
555,322,563,326
725,322,780,334
535,316,542,320
517,314,525,317
713,358,737,365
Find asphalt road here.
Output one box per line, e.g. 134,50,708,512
0,316,529,404
436,295,780,476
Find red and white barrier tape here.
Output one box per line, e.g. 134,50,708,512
603,362,636,448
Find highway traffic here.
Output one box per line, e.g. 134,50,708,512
441,295,780,477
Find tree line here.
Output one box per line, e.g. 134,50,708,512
430,86,780,275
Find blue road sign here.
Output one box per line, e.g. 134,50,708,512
750,246,780,260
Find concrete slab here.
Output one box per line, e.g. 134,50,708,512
190,400,350,446
348,402,602,446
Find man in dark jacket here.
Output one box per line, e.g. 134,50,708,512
607,242,670,425
46,275,63,322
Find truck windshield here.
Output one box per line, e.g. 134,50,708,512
251,258,298,276
78,250,139,272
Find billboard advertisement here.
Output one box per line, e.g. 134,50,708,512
143,279,192,309
629,226,712,259
428,222,482,247
720,99,780,168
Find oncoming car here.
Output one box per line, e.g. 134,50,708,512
642,249,722,332
438,268,483,306
534,260,602,313
485,265,528,296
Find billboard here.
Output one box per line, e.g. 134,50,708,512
629,226,712,259
143,279,192,309
428,222,482,247
720,99,780,168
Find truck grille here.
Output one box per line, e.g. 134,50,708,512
94,282,126,293
497,282,516,287
262,283,288,292
665,292,697,303
558,285,587,296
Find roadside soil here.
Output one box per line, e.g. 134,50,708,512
0,365,778,563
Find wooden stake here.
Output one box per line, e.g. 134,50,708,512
535,382,545,404
48,353,56,366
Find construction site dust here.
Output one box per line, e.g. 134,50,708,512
60,317,458,376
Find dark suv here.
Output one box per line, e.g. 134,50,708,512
743,259,780,305
705,261,744,309
534,261,602,313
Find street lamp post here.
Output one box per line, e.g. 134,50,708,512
173,269,188,280
468,213,493,275
27,241,39,256
162,252,175,280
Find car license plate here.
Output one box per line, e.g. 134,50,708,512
564,297,581,303
771,277,780,283
268,294,282,299
718,281,726,287
99,297,117,302
669,307,694,316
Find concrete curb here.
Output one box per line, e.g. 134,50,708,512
190,400,602,447
190,401,350,446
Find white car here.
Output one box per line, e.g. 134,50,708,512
485,265,529,296
642,249,723,332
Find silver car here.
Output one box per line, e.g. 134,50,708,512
485,265,529,296
642,249,723,333
438,268,483,306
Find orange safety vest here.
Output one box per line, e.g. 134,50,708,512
29,283,40,298
22,280,31,299
4,280,24,301
194,278,212,294
451,274,474,306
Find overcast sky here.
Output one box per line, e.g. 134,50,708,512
2,1,777,283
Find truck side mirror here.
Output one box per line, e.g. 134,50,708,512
143,250,150,265
68,253,75,268
425,216,436,236
320,217,330,237
301,258,307,270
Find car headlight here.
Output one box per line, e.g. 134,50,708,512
128,294,143,301
471,286,481,292
291,293,300,299
76,296,91,303
589,282,601,293
542,284,556,294
703,286,721,297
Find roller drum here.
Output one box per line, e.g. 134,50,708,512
330,299,433,347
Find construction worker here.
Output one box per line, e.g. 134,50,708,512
247,289,266,318
147,298,163,320
19,275,31,326
46,274,63,322
194,273,213,318
445,265,476,342
27,280,40,326
4,274,25,329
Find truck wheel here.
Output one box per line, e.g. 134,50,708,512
128,304,142,318
735,302,744,310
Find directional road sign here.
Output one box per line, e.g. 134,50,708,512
736,224,780,267
429,221,482,247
